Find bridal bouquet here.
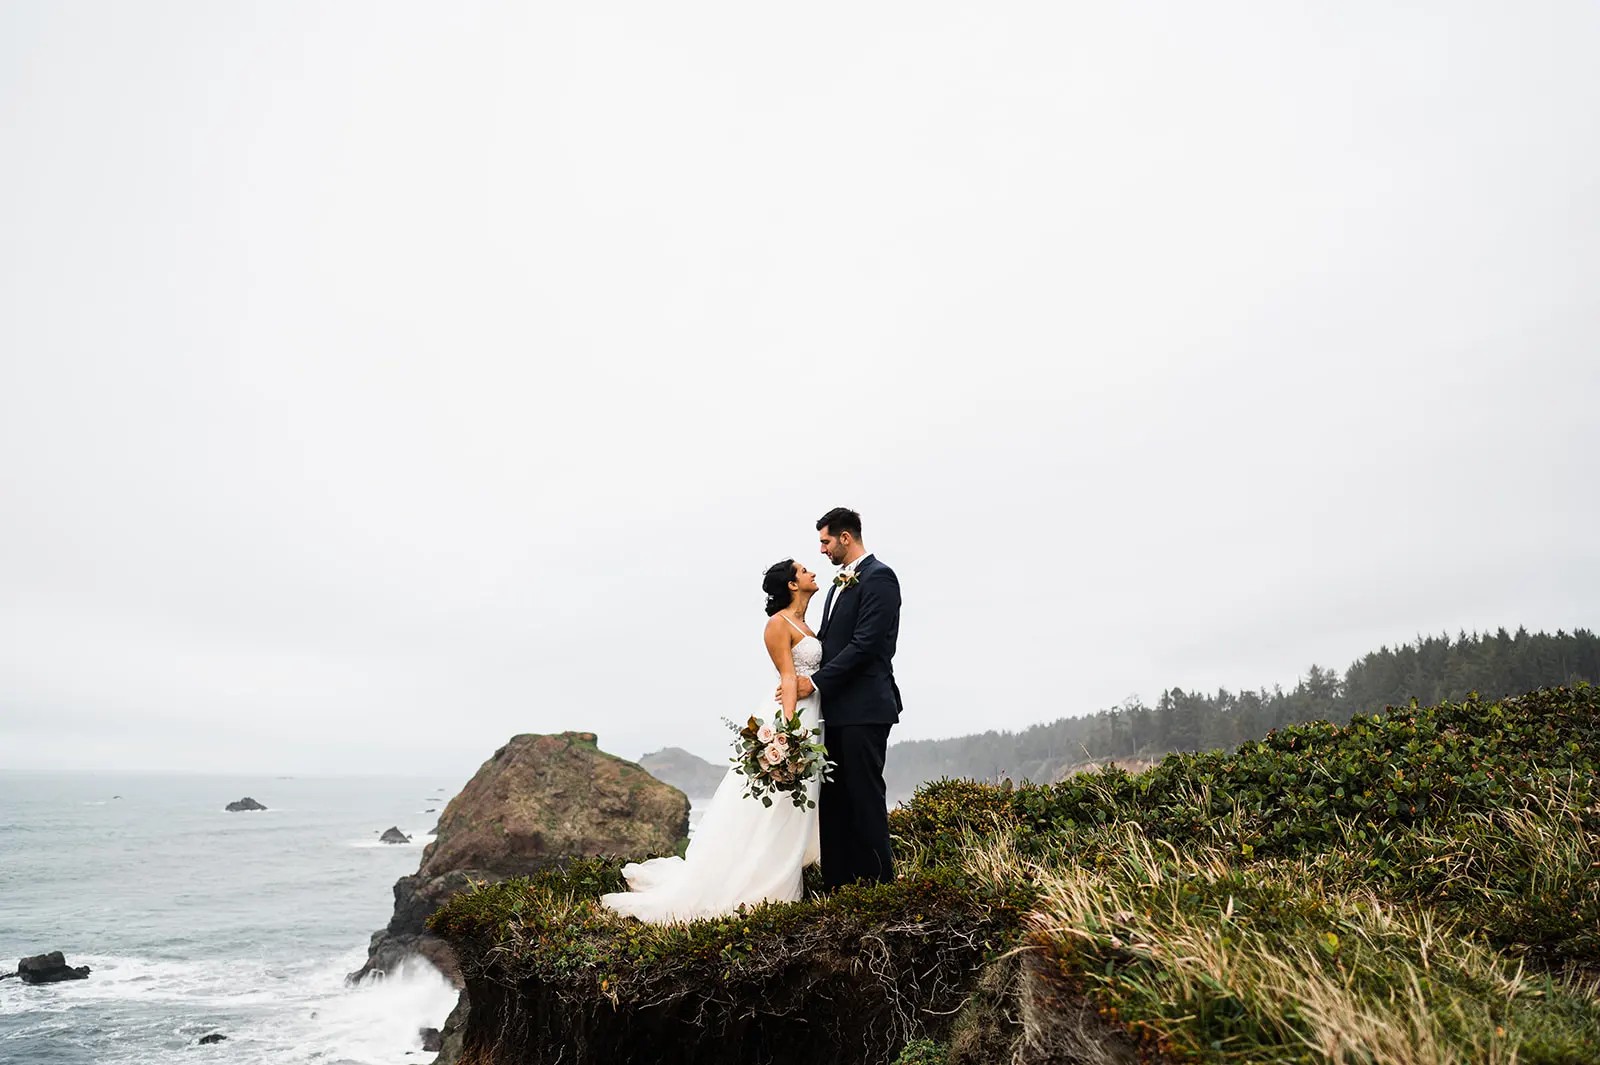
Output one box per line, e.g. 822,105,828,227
725,711,834,809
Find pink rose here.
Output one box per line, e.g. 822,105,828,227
763,744,785,766
773,732,790,747
756,724,777,744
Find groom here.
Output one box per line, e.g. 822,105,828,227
794,506,901,888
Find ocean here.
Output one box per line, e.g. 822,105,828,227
0,770,462,1064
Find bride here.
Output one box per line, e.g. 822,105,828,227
600,559,823,923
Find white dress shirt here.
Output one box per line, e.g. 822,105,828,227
814,552,872,695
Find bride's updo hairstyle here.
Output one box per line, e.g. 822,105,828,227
762,559,798,616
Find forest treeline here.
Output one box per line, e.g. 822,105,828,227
885,627,1600,797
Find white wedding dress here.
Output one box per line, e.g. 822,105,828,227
601,627,822,923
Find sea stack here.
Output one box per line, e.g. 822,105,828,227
225,797,267,812
349,731,688,987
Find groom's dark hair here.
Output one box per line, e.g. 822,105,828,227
816,507,862,541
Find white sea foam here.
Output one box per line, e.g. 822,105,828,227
288,954,458,1062
1,949,458,1065
12,953,319,1010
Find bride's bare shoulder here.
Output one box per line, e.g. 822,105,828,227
763,613,805,647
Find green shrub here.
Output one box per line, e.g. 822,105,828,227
890,1039,946,1065
898,686,1598,861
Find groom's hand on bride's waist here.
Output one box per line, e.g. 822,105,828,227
775,678,817,701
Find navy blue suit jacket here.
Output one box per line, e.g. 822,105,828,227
813,555,902,726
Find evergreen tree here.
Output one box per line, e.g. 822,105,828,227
883,627,1600,798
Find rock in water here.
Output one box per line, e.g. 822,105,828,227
380,827,412,845
430,992,469,1065
198,1032,226,1044
419,1026,443,1052
349,732,688,987
17,952,91,984
225,797,267,812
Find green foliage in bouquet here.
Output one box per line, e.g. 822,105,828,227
724,711,834,809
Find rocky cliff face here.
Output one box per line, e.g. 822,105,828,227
350,731,688,987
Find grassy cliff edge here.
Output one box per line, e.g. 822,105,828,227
433,686,1600,1064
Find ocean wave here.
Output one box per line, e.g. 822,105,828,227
281,953,457,1062
5,953,306,1008
0,948,458,1065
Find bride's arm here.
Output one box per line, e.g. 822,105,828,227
763,617,799,722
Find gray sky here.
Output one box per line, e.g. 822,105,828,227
3,2,1597,780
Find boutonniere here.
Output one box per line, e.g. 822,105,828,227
833,569,860,589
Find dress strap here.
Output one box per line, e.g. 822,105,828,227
778,613,807,635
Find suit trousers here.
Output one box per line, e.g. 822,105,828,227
819,722,895,889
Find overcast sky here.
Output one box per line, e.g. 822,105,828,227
2,2,1596,781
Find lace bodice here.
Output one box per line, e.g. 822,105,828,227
792,635,822,678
